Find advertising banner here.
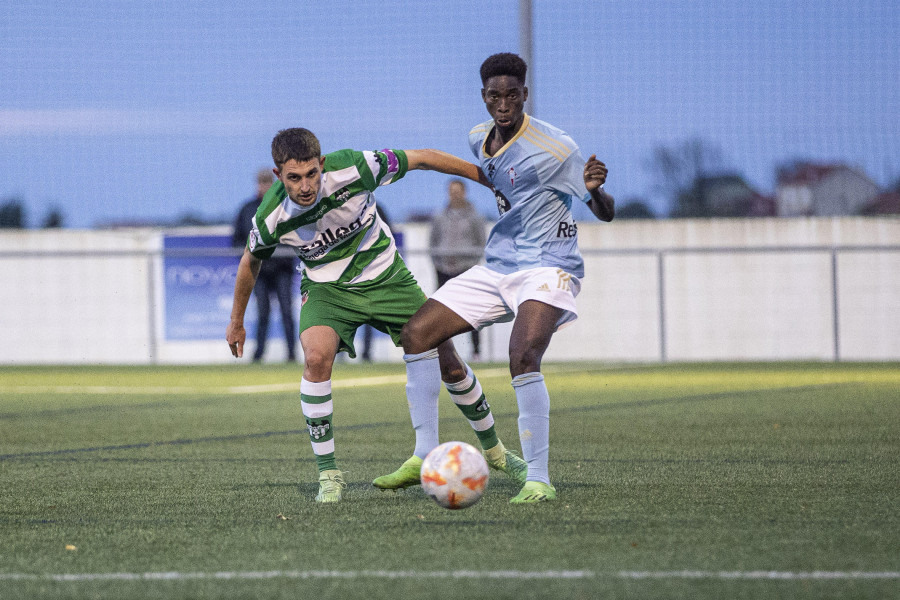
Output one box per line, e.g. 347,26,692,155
162,229,402,347
163,233,301,343
163,234,242,340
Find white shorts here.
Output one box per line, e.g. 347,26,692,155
430,265,582,332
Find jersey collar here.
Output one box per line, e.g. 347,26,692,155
482,113,531,159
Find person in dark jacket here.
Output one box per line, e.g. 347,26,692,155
232,168,297,362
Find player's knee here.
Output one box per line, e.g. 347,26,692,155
509,346,543,376
303,348,335,379
400,319,428,353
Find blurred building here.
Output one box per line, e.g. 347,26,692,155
776,163,880,217
675,175,774,218
860,191,900,216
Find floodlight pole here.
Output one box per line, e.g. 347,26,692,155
831,249,841,362
519,0,534,116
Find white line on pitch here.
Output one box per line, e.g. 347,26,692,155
2,366,585,395
227,367,516,394
0,570,897,583
618,570,900,580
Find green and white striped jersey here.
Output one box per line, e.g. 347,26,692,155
246,148,408,285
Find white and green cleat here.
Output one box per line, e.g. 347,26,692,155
315,469,347,503
372,456,423,490
483,441,528,486
509,481,557,504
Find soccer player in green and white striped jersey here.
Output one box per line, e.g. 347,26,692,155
226,128,527,503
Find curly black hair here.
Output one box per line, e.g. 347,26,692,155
480,53,527,85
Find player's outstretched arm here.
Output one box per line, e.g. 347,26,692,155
406,149,491,188
226,247,262,358
584,154,615,222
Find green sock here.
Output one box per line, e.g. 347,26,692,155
445,366,499,450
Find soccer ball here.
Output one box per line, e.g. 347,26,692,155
420,441,489,509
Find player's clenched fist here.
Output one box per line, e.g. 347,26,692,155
583,154,608,192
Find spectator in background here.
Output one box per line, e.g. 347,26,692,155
232,168,297,362
429,178,487,361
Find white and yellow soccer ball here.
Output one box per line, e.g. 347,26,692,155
420,441,489,509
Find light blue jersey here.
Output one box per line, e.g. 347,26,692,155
469,114,590,277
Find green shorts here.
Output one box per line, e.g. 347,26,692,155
298,254,427,358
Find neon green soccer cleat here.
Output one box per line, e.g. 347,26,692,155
509,481,557,504
315,469,347,503
483,442,528,486
372,456,423,490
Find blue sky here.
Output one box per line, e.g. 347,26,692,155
1,0,897,228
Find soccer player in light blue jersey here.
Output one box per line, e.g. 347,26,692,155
393,53,615,504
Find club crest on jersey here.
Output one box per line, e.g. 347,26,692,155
334,187,351,204
487,162,496,180
507,166,518,187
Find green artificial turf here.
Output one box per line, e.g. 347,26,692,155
1,362,897,599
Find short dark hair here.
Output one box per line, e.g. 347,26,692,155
271,128,321,168
480,53,527,86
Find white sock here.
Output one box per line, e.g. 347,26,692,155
512,372,551,485
404,349,440,459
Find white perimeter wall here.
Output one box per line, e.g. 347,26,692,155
0,229,159,364
1,217,897,364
